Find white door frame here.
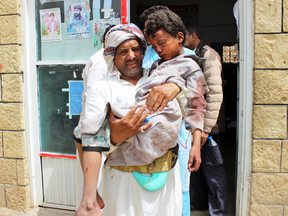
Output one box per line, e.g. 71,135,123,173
23,0,43,207
23,0,254,212
236,0,254,215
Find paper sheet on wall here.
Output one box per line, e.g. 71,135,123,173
64,0,92,39
93,18,120,53
40,8,62,42
68,81,84,115
103,0,112,9
103,0,112,19
93,0,101,19
40,0,61,5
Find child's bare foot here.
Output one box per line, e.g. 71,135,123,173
97,192,105,209
75,200,102,216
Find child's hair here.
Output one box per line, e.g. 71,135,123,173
144,10,187,45
139,5,169,30
184,22,203,39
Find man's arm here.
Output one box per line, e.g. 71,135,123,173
201,47,223,146
109,104,152,144
109,83,181,143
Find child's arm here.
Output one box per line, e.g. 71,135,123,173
145,82,181,114
188,128,201,172
184,60,207,132
182,58,208,172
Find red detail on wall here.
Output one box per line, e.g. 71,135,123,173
121,0,127,24
39,153,76,159
0,64,2,71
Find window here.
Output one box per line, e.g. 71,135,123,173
35,0,122,155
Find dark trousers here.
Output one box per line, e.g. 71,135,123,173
190,139,228,216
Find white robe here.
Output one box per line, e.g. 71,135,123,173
102,162,182,216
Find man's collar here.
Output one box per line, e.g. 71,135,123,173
195,39,206,56
112,68,149,84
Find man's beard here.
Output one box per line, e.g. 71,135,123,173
124,66,142,76
74,12,80,18
123,59,142,76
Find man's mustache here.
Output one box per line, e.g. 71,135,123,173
125,58,139,65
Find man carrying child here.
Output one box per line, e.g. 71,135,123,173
76,9,207,216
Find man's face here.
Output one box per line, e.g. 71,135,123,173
148,29,183,61
45,15,49,22
184,32,197,50
114,39,143,81
50,15,55,22
74,9,81,18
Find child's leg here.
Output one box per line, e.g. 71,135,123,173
75,140,105,209
76,151,102,215
137,99,183,153
75,140,84,169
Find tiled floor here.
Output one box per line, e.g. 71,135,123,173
190,210,209,216
0,207,74,216
0,207,209,216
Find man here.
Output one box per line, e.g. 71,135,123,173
73,5,83,21
47,13,58,33
71,4,88,31
43,13,50,29
184,22,228,215
76,24,184,216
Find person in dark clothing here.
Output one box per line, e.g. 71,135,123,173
184,22,229,216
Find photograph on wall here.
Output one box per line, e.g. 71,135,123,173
93,18,120,53
65,1,91,39
40,8,62,42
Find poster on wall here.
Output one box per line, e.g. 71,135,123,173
93,18,120,53
65,1,92,39
40,8,62,42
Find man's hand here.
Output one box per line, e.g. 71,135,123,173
145,83,181,114
201,132,209,148
187,146,201,172
75,199,102,216
109,104,153,144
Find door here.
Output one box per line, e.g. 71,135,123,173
28,0,125,210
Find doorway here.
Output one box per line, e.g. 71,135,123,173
130,1,239,215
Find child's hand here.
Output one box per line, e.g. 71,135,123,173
145,83,181,113
187,146,201,172
201,132,209,148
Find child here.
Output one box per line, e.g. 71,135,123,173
132,9,207,171
104,10,207,167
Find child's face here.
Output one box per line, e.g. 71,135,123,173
148,29,184,61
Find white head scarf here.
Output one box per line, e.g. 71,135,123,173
103,23,147,74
